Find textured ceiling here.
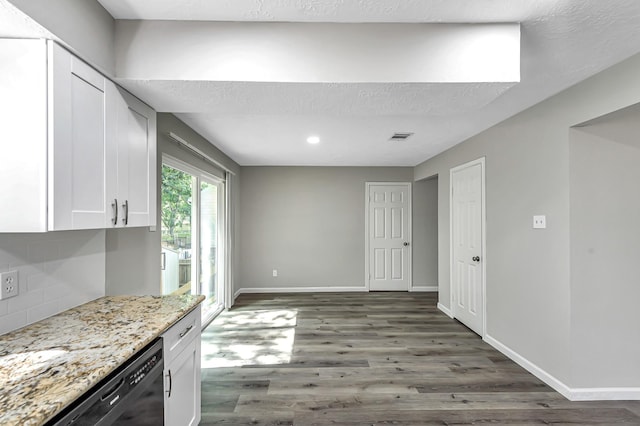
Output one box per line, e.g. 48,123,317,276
98,0,640,166
576,103,640,150
0,1,52,39
97,0,556,22
116,81,515,165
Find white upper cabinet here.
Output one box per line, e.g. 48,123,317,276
0,39,156,232
49,42,109,230
0,39,49,232
107,84,157,228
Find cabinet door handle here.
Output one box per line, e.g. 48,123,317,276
111,199,118,226
122,200,129,225
166,370,172,398
179,325,193,338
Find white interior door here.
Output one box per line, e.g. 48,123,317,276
367,183,411,291
451,158,485,335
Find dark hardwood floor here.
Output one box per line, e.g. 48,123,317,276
200,292,640,425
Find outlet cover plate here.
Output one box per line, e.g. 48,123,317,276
533,215,546,229
0,270,19,300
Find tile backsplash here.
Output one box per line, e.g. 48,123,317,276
0,230,105,335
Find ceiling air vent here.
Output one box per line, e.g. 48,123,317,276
389,132,414,142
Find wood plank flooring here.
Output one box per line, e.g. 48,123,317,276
200,292,640,425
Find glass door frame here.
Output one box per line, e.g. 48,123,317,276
199,173,225,324
162,154,226,327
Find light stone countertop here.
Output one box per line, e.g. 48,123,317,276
0,294,205,426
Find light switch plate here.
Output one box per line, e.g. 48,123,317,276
533,215,546,229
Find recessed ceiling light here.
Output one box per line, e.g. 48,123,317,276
307,136,320,144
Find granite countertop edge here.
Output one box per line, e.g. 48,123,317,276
0,294,205,426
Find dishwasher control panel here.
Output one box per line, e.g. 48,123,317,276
128,352,160,386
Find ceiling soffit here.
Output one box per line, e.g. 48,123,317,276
115,22,520,84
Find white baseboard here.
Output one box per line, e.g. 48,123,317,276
410,285,438,292
569,387,640,401
234,286,368,301
483,334,640,401
484,333,572,400
437,302,453,318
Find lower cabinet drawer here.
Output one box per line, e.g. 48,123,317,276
163,305,201,361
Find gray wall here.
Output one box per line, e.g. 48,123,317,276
7,0,115,75
570,120,640,388
238,167,437,290
412,177,438,288
414,51,640,387
106,113,240,296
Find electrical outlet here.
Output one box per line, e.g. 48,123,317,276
0,270,19,300
533,215,547,229
272,269,278,277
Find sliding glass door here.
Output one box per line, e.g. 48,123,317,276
160,165,194,296
199,177,222,319
161,157,225,325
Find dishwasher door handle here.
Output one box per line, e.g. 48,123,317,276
100,377,125,404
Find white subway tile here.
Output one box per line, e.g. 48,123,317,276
27,271,50,292
0,230,106,334
43,283,71,301
27,300,60,324
0,311,27,335
8,289,43,313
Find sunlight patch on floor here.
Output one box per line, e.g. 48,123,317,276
201,309,297,368
211,309,297,328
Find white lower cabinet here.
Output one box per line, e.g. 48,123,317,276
163,305,202,426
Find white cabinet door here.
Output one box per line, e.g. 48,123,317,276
0,39,48,232
164,336,201,426
119,89,157,227
107,84,157,228
49,42,108,231
163,306,202,426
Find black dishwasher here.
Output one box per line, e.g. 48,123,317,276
49,338,165,426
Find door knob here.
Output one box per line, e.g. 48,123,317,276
403,242,410,246
472,256,480,262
